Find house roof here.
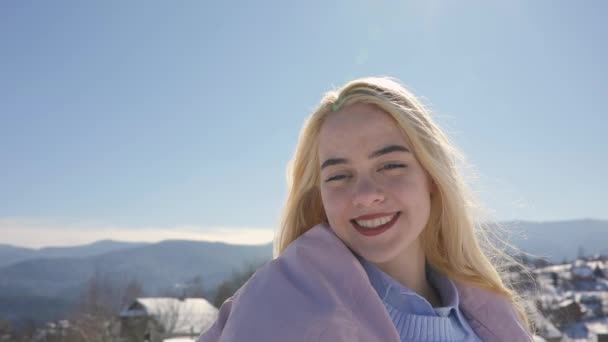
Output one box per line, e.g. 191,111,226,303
585,318,608,335
120,297,218,335
572,265,593,278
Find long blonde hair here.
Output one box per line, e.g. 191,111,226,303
275,76,530,328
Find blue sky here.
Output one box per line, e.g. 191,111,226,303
1,1,606,247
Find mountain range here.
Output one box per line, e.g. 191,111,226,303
0,219,606,325
0,239,272,324
0,240,147,268
499,219,608,261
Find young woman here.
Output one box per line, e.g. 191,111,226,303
198,77,533,341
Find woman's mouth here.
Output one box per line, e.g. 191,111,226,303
351,212,401,237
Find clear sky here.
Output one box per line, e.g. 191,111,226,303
1,1,606,247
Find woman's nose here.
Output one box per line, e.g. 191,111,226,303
351,177,385,207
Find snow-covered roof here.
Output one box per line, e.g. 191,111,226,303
559,298,576,308
536,264,571,274
121,297,218,335
572,265,593,278
588,260,607,269
585,317,608,335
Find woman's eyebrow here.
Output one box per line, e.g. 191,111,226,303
321,145,409,170
368,144,410,158
321,157,348,170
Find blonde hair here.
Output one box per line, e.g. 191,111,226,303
275,76,530,329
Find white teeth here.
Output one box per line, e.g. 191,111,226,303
355,213,396,229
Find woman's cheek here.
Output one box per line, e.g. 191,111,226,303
322,188,348,225
383,176,409,193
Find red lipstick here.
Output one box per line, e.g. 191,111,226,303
351,212,400,237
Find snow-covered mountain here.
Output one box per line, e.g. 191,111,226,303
501,219,608,262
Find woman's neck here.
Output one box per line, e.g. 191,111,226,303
373,243,442,307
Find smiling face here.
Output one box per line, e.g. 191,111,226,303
318,103,434,266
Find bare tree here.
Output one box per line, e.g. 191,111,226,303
213,263,260,308
120,298,182,342
156,299,182,337
69,271,146,342
184,275,206,299
161,275,207,300
121,278,145,308
0,319,13,341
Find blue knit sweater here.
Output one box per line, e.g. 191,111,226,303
359,257,483,342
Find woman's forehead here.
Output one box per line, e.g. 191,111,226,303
318,103,410,158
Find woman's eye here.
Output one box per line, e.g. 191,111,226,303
325,174,349,182
380,163,407,171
